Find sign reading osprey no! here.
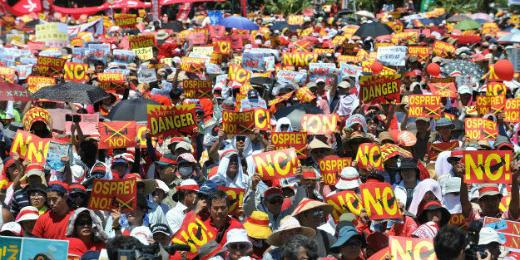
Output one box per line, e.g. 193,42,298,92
408,95,442,119
464,118,498,141
98,121,137,149
464,150,513,184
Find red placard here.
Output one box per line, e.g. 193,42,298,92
270,132,308,159
213,37,231,55
389,236,437,260
326,190,363,222
301,114,338,135
36,56,66,76
171,212,218,254
318,155,352,185
428,82,457,98
64,62,89,82
360,181,401,220
408,95,442,119
282,51,317,67
129,34,155,49
217,186,245,217
483,217,520,250
147,104,197,137
228,64,251,84
98,121,137,149
463,150,513,184
88,178,137,212
464,118,498,141
355,143,383,170
182,79,213,98
432,40,455,57
222,109,270,135
428,141,460,161
10,130,51,164
0,84,31,102
505,98,520,123
359,74,401,104
253,148,299,180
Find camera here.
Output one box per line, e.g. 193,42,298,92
65,114,81,123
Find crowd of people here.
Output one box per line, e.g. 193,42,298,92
0,1,519,260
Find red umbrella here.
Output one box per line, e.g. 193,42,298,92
0,82,31,102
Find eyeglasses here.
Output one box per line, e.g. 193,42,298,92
229,243,250,251
267,197,283,205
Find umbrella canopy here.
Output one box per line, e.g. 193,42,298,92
0,82,31,102
274,103,323,131
270,21,299,32
31,82,110,104
220,16,259,30
498,32,520,43
447,14,471,22
162,21,184,32
454,19,481,30
107,97,159,122
442,59,484,79
354,22,393,38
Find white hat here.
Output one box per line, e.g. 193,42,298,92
267,216,315,246
478,227,505,245
458,85,473,95
0,222,22,236
439,176,461,195
130,226,153,246
71,165,85,183
225,229,252,248
15,206,39,223
155,179,170,194
175,141,193,152
335,167,361,190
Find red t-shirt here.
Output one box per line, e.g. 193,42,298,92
66,237,105,257
32,210,73,239
204,216,243,246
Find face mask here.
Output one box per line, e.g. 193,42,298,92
178,166,193,177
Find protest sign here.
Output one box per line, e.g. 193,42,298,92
0,84,30,102
464,118,498,141
97,73,125,90
129,34,155,49
476,95,505,115
0,236,69,260
182,79,213,98
463,150,513,184
98,121,137,149
213,38,232,55
360,182,401,220
188,32,208,45
45,140,72,171
63,62,89,82
72,47,87,63
35,56,66,76
10,130,50,164
15,65,32,80
282,51,317,67
326,190,363,221
26,76,55,94
359,74,401,104
301,114,338,135
137,68,157,83
483,217,520,251
242,52,266,72
428,82,458,98
433,40,456,57
389,236,436,260
339,63,362,80
408,95,442,119
486,81,507,96
507,48,520,72
288,15,304,25
218,186,244,217
482,22,500,35
134,47,153,61
88,179,137,211
228,64,251,84
253,148,299,180
381,143,413,161
172,212,217,254
191,46,214,57
376,46,407,66
222,109,270,135
318,155,352,185
181,57,206,73
314,48,335,56
147,104,197,137
505,98,520,123
114,13,137,28
270,132,307,159
0,66,16,82
35,22,68,47
87,44,110,64
428,141,459,161
294,87,316,103
309,62,338,84
65,113,100,137
391,31,419,44
355,143,384,170
276,70,307,85
407,46,430,61
113,49,136,64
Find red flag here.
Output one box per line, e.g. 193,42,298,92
3,0,42,16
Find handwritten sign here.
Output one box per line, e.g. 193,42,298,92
10,130,50,164
88,179,137,211
464,118,497,141
408,95,442,119
318,155,352,185
360,181,401,220
389,236,436,260
182,79,213,98
270,132,307,159
253,148,299,180
464,150,513,184
35,22,68,47
98,121,137,149
301,114,337,135
326,190,363,222
359,74,401,104
222,109,270,135
376,46,407,66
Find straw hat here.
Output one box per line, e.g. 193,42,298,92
291,198,333,217
267,216,315,246
243,211,273,240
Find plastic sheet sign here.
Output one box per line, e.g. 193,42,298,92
270,132,308,159
376,46,407,67
359,74,401,104
129,34,155,50
253,148,299,180
147,104,197,137
389,236,436,260
505,98,520,123
326,190,363,222
360,182,401,220
318,155,352,185
171,212,217,253
428,82,457,98
432,40,455,57
301,114,338,135
483,217,520,250
98,121,137,149
27,76,56,93
10,130,50,164
0,236,69,260
222,109,270,135
476,95,506,116
88,179,137,212
464,118,498,141
217,186,244,217
182,79,213,98
463,150,513,184
64,62,89,82
355,143,383,170
408,95,442,119
282,51,317,67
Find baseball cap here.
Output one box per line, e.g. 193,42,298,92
478,227,505,245
0,222,22,236
151,224,171,237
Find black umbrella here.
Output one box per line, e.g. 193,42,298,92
107,97,158,122
354,22,393,38
270,21,299,32
251,77,275,87
163,21,184,32
274,103,323,131
31,82,110,104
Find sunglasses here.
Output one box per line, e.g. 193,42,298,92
267,197,283,204
229,243,250,250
